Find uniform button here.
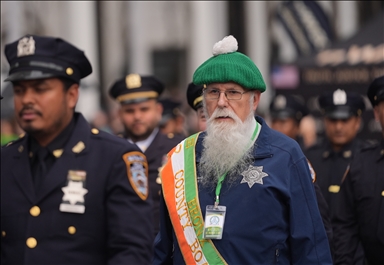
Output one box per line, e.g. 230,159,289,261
328,185,340,193
30,206,41,217
26,237,37,248
91,128,99,134
68,226,76,235
2,231,5,237
156,176,162,184
381,191,384,196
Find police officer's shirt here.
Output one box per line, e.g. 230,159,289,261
29,117,75,181
127,127,159,152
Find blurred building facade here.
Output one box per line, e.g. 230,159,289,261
1,1,383,138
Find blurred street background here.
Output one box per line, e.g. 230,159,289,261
1,1,383,145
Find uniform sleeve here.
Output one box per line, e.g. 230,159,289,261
153,188,174,265
106,147,154,265
333,167,360,265
289,157,333,265
314,182,334,257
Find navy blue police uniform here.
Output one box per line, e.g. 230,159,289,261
334,76,384,265
269,93,334,252
109,75,180,236
305,90,366,218
304,89,367,264
0,34,154,265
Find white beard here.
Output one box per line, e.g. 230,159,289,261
198,102,257,188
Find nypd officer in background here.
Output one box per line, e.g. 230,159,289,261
158,98,187,141
268,93,334,253
304,88,366,264
186,82,206,132
334,76,384,265
269,93,310,149
1,35,154,265
109,74,180,236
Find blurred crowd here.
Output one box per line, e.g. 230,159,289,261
0,89,334,149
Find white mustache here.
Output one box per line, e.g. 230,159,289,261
210,108,236,119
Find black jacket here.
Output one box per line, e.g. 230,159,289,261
1,113,154,265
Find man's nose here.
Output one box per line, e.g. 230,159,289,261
21,88,35,105
217,92,229,107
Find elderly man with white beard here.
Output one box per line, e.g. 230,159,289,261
153,36,332,265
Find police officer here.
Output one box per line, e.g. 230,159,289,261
333,76,384,265
305,88,367,264
109,74,180,236
158,98,187,141
269,93,310,149
186,82,206,131
268,93,333,253
0,35,154,264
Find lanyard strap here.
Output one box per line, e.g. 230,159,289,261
214,121,260,207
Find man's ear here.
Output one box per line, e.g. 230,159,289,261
253,91,261,112
66,83,79,110
373,105,380,121
156,102,164,115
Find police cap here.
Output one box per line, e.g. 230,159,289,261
159,98,182,126
269,94,308,122
186,82,204,111
318,89,365,119
109,74,164,104
4,34,92,83
367,75,384,107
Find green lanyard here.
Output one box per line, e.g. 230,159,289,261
214,121,260,207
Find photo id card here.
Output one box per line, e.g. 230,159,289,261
202,205,226,240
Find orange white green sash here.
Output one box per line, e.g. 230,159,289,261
161,132,227,265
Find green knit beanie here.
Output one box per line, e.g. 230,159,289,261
193,35,266,92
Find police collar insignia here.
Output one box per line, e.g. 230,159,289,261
17,36,35,57
241,165,269,188
333,89,347,105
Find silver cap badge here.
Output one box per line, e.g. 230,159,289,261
17,36,36,57
274,95,287,110
333,89,347,105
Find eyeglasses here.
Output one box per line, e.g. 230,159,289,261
203,88,251,100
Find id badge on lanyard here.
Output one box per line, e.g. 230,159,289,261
203,205,227,240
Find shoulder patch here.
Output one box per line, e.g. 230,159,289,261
122,151,149,200
306,159,316,183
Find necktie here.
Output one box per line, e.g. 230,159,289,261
34,148,49,190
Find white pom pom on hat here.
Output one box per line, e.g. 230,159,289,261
212,35,238,56
193,35,266,92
